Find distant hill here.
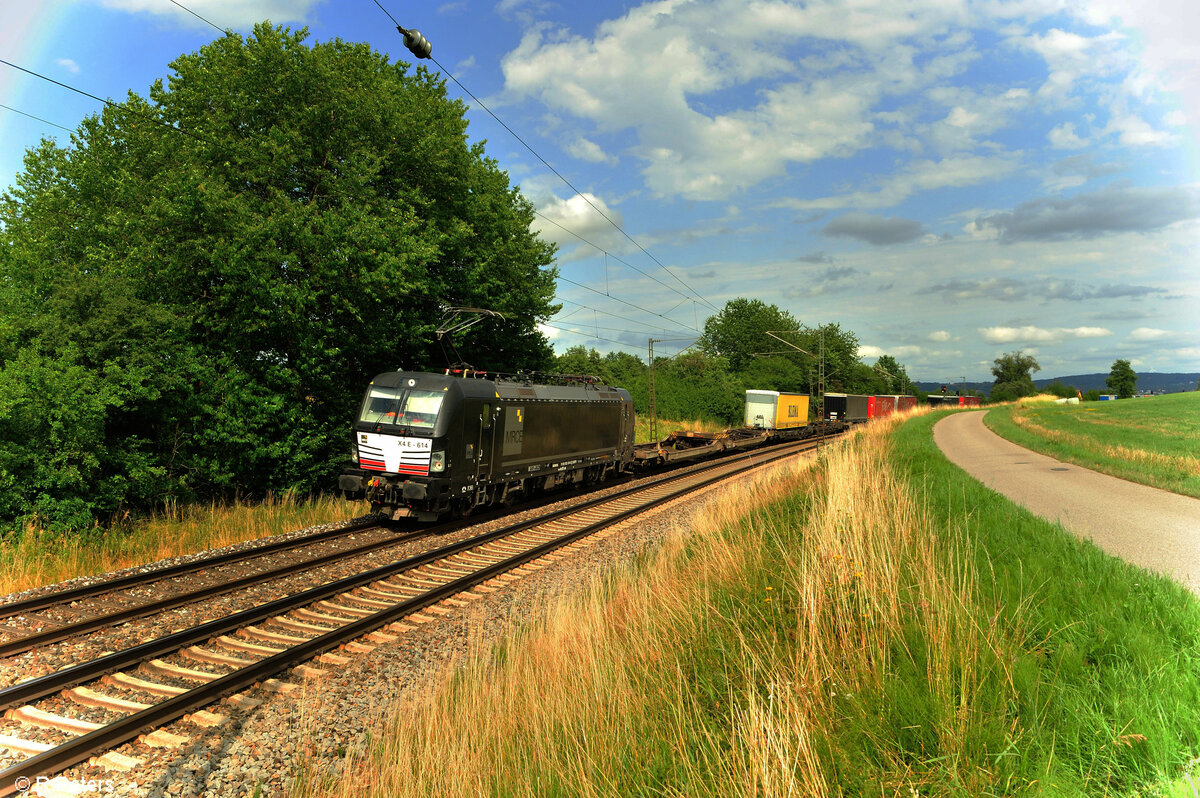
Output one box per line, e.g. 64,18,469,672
915,373,1200,396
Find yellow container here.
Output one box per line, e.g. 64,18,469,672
775,393,809,429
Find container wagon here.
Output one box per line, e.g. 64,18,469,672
745,390,810,430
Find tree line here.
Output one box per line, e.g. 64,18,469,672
990,352,1141,401
554,297,920,424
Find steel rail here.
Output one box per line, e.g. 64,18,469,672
0,433,826,797
0,525,432,658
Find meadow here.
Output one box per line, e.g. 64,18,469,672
985,392,1200,498
291,412,1200,797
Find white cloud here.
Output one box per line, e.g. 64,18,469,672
1129,327,1171,340
979,325,1113,343
858,344,923,359
566,137,618,166
928,330,952,342
501,0,972,200
531,192,627,260
1048,122,1086,149
54,58,80,73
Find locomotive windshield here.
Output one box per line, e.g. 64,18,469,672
359,387,444,429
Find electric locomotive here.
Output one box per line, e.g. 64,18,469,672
339,371,635,520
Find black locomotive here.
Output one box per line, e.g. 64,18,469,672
339,371,635,520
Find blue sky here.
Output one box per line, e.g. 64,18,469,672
2,0,1198,382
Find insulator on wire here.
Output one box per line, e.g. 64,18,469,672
398,26,432,59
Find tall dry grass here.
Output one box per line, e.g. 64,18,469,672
294,417,1019,796
0,493,364,596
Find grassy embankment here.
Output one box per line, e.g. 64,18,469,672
292,411,1200,797
0,493,362,597
985,392,1200,499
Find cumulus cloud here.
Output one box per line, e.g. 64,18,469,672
975,184,1200,242
531,192,626,259
1047,122,1086,149
54,58,80,73
566,137,619,166
822,213,924,245
500,0,973,199
1129,327,1171,341
858,343,923,359
979,326,1112,344
928,330,952,342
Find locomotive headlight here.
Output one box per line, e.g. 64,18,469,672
430,450,447,473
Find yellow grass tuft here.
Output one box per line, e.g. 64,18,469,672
0,493,364,597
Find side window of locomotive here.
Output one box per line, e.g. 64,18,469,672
481,403,491,429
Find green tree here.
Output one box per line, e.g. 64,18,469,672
698,298,801,373
873,355,917,395
0,25,557,528
989,351,1040,402
1046,380,1078,399
1106,359,1138,399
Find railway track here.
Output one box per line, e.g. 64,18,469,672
0,433,832,795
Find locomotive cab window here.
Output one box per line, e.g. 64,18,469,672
359,388,445,429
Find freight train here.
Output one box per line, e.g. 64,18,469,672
823,393,919,423
340,373,919,520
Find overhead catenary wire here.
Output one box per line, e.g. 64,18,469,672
0,58,215,149
369,2,718,314
0,103,74,134
534,208,700,306
538,322,647,354
557,275,699,334
553,296,678,333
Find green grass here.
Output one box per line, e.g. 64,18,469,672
893,411,1200,796
296,414,1200,797
984,393,1200,498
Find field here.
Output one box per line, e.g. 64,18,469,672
985,392,1200,498
293,413,1200,797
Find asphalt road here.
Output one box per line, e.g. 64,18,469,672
933,410,1200,596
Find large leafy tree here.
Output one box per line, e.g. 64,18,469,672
1106,359,1138,398
990,351,1041,402
698,298,801,373
0,25,557,528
